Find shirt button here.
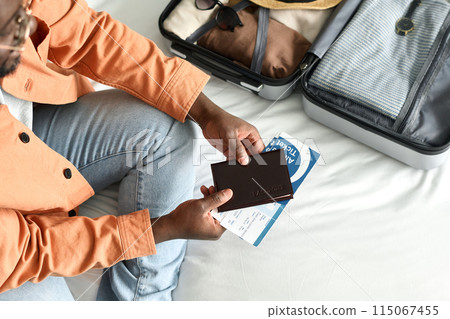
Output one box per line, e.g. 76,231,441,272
63,168,72,179
19,132,30,143
68,210,77,217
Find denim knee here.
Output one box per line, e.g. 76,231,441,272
163,119,196,181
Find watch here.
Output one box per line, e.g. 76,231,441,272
396,0,422,36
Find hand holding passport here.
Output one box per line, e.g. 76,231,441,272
211,149,294,212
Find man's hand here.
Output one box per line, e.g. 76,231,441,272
151,188,232,243
188,93,265,165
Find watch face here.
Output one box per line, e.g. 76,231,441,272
396,17,414,34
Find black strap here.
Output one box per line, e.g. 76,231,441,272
186,0,252,43
250,7,269,74
405,0,421,19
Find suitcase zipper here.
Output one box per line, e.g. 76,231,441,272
396,18,450,133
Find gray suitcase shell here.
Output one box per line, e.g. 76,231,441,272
300,0,450,170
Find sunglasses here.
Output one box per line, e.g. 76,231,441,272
195,0,243,32
0,0,33,52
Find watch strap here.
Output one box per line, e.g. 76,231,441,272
405,0,421,19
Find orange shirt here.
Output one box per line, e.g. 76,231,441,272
0,0,209,293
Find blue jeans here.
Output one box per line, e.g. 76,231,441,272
0,277,74,301
0,89,196,301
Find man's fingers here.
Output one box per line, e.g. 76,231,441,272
200,185,208,196
250,135,265,154
242,132,265,155
236,141,250,165
202,189,233,211
201,185,216,198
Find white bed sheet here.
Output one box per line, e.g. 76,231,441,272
67,0,450,301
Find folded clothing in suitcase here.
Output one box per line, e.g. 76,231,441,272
196,8,311,79
309,0,448,121
301,0,450,169
159,0,340,100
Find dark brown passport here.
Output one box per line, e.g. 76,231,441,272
211,149,293,212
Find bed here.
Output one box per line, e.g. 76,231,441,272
65,0,450,301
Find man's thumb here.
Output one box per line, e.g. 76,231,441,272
204,189,233,210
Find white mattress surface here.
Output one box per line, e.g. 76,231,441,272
67,0,450,301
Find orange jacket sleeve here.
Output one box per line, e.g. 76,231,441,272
32,0,209,122
0,208,156,294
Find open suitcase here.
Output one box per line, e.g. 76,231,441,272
159,0,450,169
158,0,326,100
